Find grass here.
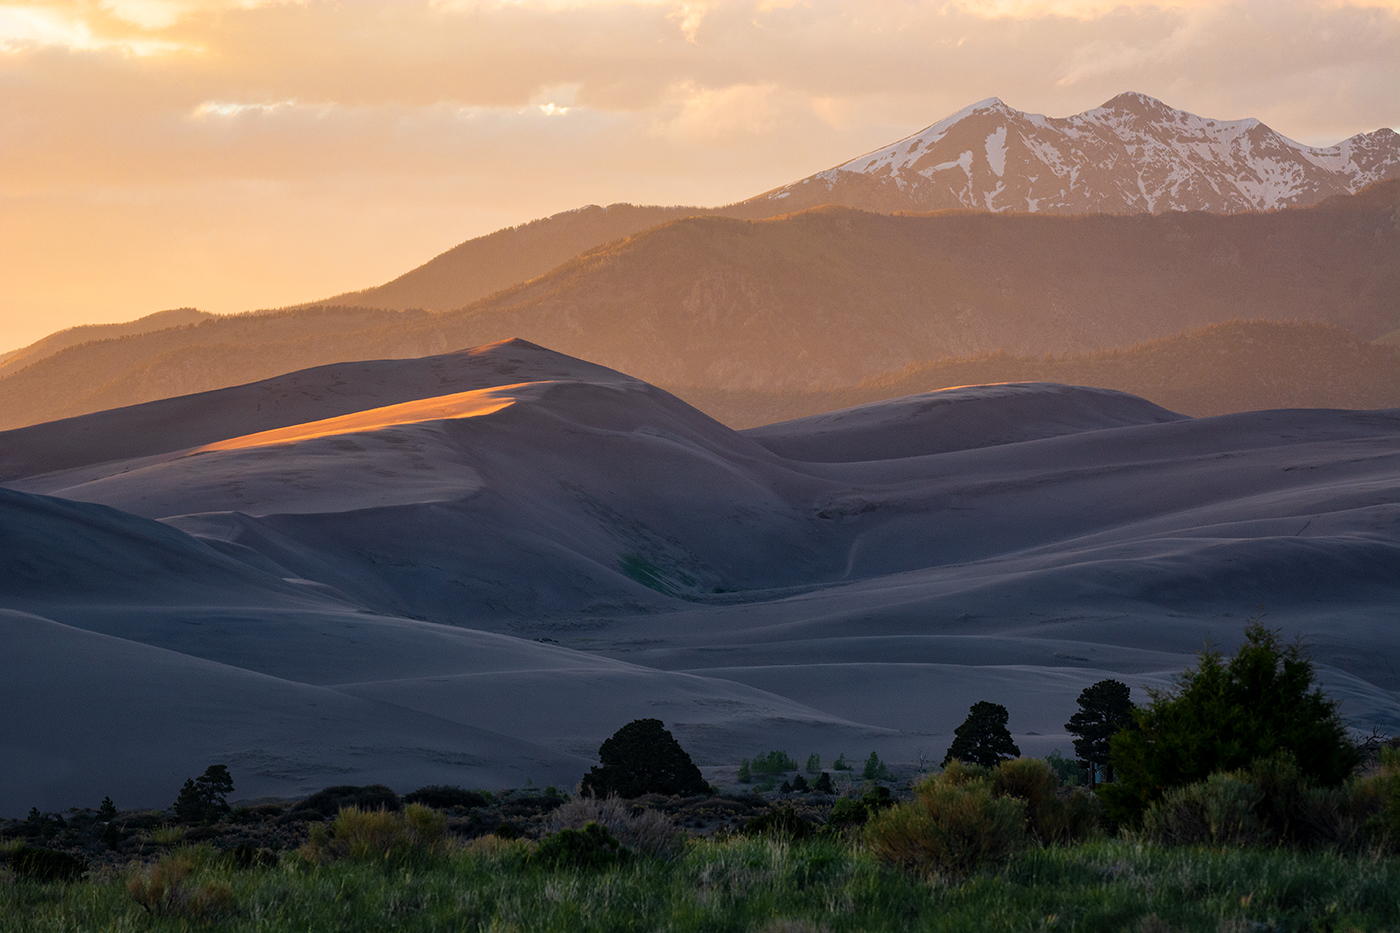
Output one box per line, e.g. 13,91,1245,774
3,836,1398,932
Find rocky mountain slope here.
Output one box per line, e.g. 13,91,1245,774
746,92,1400,217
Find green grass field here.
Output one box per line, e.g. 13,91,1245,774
4,835,1397,932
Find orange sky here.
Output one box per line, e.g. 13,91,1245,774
2,0,1398,353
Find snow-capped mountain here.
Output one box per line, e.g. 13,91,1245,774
749,92,1400,215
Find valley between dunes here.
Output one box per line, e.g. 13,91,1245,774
2,339,1397,815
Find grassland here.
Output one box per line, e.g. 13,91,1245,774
3,834,1398,932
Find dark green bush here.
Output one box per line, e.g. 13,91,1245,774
826,786,893,832
1106,624,1360,824
749,751,800,776
1045,750,1087,786
812,773,835,795
1143,752,1395,851
291,784,401,820
8,846,88,882
581,719,709,798
533,822,626,870
862,752,891,781
403,785,491,810
745,805,814,840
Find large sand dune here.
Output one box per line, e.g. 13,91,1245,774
2,340,1398,814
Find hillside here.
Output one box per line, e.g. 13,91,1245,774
1,181,1395,430
674,321,1400,429
0,308,211,378
304,92,1399,316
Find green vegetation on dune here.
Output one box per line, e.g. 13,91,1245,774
3,837,1398,932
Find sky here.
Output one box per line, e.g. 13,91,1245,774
2,0,1398,353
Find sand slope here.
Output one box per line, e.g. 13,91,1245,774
3,342,1398,814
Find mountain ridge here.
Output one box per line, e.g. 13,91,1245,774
1,180,1396,430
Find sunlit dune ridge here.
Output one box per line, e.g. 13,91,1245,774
195,383,528,452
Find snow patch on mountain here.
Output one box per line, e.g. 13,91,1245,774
760,92,1400,215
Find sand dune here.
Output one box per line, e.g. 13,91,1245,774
2,342,1398,813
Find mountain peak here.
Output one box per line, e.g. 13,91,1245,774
749,92,1400,216
1099,90,1171,113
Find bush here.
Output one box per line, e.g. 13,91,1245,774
126,853,234,921
750,751,801,776
866,775,1026,878
942,701,1021,768
737,759,752,783
805,753,822,774
1142,753,1389,851
581,719,709,798
866,758,1098,877
746,805,815,840
403,785,490,810
533,823,626,870
826,786,894,833
548,793,681,859
832,754,852,771
291,784,401,820
992,757,1098,845
8,846,87,882
1045,750,1087,786
300,804,452,865
1106,623,1360,824
812,773,835,795
862,752,891,781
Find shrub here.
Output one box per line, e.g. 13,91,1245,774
866,775,1026,878
805,753,822,775
126,854,234,921
533,822,626,870
581,719,709,798
300,803,452,865
1045,750,1087,786
97,797,117,822
863,752,891,781
403,785,490,810
746,805,815,840
750,751,801,776
826,786,894,833
832,754,852,771
549,793,681,859
8,846,87,882
812,772,835,795
992,757,1098,845
292,784,401,820
1142,753,1389,851
173,765,234,824
791,775,810,793
1106,623,1360,824
942,701,1021,768
737,759,753,783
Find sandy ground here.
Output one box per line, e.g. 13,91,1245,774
2,339,1397,814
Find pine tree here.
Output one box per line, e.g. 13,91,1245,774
1065,679,1135,787
942,701,1021,768
173,765,235,823
97,797,117,822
